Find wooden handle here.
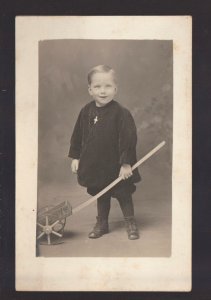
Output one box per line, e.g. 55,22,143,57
72,141,166,214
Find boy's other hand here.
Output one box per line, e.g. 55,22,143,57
119,164,133,180
71,159,79,174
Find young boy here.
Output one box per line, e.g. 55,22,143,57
68,65,141,240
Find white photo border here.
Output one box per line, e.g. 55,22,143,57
16,16,192,291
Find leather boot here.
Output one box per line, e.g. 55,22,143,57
124,216,139,240
88,216,109,239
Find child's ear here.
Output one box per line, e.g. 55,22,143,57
88,86,92,95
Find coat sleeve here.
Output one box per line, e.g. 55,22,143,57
68,109,83,159
118,109,138,166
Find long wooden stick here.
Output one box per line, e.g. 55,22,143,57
72,141,166,214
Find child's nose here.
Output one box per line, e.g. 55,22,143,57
99,87,106,93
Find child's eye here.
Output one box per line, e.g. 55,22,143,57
106,85,112,88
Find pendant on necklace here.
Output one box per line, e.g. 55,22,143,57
94,116,98,124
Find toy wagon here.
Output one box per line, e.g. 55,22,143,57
37,200,72,245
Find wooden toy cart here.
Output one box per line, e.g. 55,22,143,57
37,200,72,245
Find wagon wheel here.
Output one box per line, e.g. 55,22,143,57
36,205,66,245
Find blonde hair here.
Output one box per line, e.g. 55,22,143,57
87,65,117,85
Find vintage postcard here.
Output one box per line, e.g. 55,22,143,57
16,16,192,291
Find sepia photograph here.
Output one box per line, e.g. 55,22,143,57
16,16,191,291
37,39,172,258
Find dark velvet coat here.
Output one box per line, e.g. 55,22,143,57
68,100,141,196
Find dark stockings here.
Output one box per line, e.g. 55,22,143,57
97,192,134,219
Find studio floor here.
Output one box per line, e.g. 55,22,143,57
37,162,172,257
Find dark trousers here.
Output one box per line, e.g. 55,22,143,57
97,192,134,219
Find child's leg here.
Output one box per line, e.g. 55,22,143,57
97,193,111,218
89,193,111,239
116,193,134,217
116,192,139,240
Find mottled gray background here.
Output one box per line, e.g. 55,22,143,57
38,40,173,257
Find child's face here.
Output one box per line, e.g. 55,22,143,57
88,72,117,107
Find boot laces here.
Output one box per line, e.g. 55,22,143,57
93,218,108,232
126,218,137,232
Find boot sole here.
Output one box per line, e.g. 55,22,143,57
128,235,139,240
88,230,109,239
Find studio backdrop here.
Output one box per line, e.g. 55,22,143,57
37,39,173,257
